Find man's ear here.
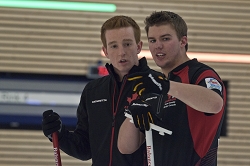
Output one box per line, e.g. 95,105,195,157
102,46,109,59
137,41,143,54
180,36,187,48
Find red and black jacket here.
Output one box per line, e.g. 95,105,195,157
150,59,226,166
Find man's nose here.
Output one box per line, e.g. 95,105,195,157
118,47,126,56
155,41,163,49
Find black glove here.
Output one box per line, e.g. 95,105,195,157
127,99,155,131
127,72,170,96
42,110,62,139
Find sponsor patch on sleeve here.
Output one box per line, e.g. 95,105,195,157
205,78,222,92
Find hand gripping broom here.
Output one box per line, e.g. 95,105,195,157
125,112,172,166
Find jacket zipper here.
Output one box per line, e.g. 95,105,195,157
156,94,163,115
109,77,127,166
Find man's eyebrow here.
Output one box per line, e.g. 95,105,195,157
148,34,171,39
107,39,133,46
123,39,133,42
161,34,172,38
107,41,117,46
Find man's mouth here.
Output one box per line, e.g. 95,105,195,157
156,53,165,57
119,59,127,63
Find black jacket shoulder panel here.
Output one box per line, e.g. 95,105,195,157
84,75,111,90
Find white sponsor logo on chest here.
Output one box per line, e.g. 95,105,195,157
92,99,107,103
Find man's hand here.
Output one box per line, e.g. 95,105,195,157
127,99,155,131
42,110,62,139
127,72,170,96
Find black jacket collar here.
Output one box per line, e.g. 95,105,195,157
105,57,150,80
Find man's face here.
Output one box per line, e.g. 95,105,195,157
102,27,142,80
147,24,186,70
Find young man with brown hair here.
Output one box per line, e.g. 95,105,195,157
118,11,226,166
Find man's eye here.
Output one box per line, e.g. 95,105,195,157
124,43,131,47
163,38,170,41
149,40,156,43
111,45,117,48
